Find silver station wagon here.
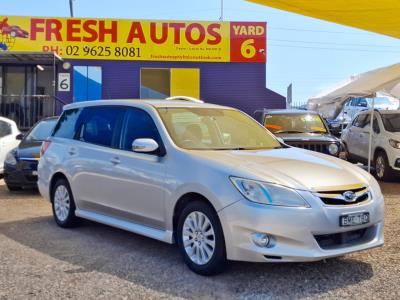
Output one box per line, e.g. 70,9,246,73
38,98,384,275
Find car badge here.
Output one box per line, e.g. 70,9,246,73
343,191,357,202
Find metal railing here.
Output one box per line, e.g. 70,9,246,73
0,95,65,130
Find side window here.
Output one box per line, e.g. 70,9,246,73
120,108,162,151
53,108,81,139
362,115,371,128
358,99,368,107
0,120,12,138
373,116,380,134
353,115,367,128
77,106,124,147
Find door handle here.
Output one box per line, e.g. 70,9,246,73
110,157,121,165
68,147,77,155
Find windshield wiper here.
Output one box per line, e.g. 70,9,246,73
307,130,326,134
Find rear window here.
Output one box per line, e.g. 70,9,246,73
53,108,82,139
0,120,12,138
26,119,58,141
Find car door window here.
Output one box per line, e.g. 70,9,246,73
120,108,163,152
76,106,124,147
373,117,380,134
353,115,367,128
0,120,12,138
358,99,368,107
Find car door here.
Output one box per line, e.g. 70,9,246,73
358,114,371,159
99,107,167,229
346,114,367,157
71,106,125,213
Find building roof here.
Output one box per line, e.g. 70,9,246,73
247,0,400,39
0,51,63,64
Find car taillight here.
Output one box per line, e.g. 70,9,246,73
40,140,52,157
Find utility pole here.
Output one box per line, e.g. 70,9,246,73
69,0,74,17
219,0,223,21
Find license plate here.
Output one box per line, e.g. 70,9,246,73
340,212,369,227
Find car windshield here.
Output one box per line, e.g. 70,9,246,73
157,107,281,150
264,113,327,134
26,119,58,141
381,114,400,132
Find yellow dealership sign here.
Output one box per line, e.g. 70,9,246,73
0,16,266,63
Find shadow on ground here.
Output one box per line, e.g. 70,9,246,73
0,216,374,299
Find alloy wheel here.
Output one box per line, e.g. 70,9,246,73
376,155,385,179
54,185,71,222
182,211,216,265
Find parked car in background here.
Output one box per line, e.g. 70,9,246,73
254,109,343,157
4,117,58,190
342,110,400,181
343,97,398,121
0,116,21,176
38,99,384,275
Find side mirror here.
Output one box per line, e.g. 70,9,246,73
16,133,24,140
132,138,159,153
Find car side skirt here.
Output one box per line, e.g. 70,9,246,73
75,209,174,244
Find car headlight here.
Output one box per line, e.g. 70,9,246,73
328,143,339,155
5,151,17,166
230,177,310,207
389,139,400,149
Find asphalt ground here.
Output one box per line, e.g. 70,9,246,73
0,179,399,299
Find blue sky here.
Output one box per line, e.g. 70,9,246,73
3,0,400,105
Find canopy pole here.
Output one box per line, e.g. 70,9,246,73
367,97,375,173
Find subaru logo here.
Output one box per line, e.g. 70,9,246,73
343,191,357,202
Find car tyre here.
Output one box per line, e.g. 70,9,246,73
177,201,227,276
51,178,78,228
374,151,395,181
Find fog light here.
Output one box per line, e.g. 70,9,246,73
251,233,271,247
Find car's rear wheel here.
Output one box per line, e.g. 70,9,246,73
177,201,227,276
51,178,78,228
374,151,395,181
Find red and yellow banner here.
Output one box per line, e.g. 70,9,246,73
0,16,266,63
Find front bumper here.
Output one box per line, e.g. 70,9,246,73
4,160,39,188
218,193,384,262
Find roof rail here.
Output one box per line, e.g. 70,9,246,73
165,96,204,103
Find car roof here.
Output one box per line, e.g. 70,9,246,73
263,109,318,115
63,99,232,111
0,116,17,124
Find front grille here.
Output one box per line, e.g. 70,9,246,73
315,226,375,250
286,141,329,154
314,186,370,206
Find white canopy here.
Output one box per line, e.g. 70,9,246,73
308,63,400,119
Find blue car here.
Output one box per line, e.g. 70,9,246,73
4,117,58,191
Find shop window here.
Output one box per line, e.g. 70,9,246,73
73,66,102,102
140,68,200,99
140,68,170,99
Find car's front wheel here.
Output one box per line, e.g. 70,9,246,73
51,178,78,228
177,201,227,276
374,151,395,181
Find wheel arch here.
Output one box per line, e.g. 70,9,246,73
49,172,69,202
172,192,217,242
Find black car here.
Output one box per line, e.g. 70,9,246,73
4,117,58,191
254,109,343,157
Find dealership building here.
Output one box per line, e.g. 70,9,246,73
0,16,285,129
